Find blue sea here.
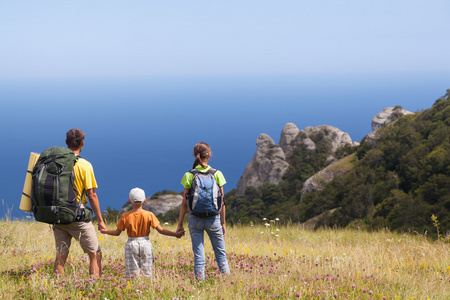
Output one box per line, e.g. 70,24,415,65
1,72,448,220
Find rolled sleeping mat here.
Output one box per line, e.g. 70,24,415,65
20,152,40,212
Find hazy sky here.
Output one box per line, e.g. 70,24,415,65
1,0,449,79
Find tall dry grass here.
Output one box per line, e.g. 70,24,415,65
1,220,449,299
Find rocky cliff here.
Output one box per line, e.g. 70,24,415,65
236,123,355,195
366,107,414,146
237,107,414,197
236,133,290,195
371,107,414,131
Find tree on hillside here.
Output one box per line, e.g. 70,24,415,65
306,95,450,235
223,91,449,237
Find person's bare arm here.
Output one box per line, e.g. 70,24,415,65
220,186,226,236
86,189,106,231
101,228,122,236
156,224,183,238
176,188,189,234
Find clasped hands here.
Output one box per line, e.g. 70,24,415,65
176,226,186,238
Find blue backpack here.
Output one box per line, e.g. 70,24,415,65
187,168,223,218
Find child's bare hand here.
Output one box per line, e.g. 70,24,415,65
176,229,185,238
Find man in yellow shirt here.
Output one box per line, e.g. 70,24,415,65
53,129,106,278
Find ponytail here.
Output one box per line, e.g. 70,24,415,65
192,142,211,169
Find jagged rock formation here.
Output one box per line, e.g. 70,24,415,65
279,123,300,154
366,107,415,146
237,107,413,197
119,193,182,216
236,134,289,195
371,107,414,131
299,125,353,154
236,123,354,195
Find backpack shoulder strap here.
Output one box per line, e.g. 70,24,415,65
72,155,84,207
207,168,217,175
189,168,217,175
189,169,200,175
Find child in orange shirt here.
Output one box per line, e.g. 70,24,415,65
101,187,184,280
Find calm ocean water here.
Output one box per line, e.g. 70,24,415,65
0,73,448,219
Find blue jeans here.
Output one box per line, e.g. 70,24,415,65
188,214,230,280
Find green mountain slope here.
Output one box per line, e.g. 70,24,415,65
225,90,450,235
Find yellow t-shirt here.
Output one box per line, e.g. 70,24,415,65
73,157,98,204
117,210,160,237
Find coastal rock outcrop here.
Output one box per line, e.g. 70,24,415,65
236,133,290,195
301,125,353,154
119,193,182,216
366,107,415,146
237,123,354,195
279,123,300,154
371,107,414,131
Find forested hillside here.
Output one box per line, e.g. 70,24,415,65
225,91,450,236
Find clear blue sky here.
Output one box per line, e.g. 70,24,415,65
1,0,449,79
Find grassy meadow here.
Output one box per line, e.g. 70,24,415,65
0,219,449,299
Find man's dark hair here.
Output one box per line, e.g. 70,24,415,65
66,129,85,150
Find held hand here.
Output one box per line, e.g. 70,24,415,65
176,225,184,234
100,228,107,234
176,226,186,238
97,220,107,232
176,230,185,239
222,224,226,236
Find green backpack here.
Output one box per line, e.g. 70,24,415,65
31,147,92,224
